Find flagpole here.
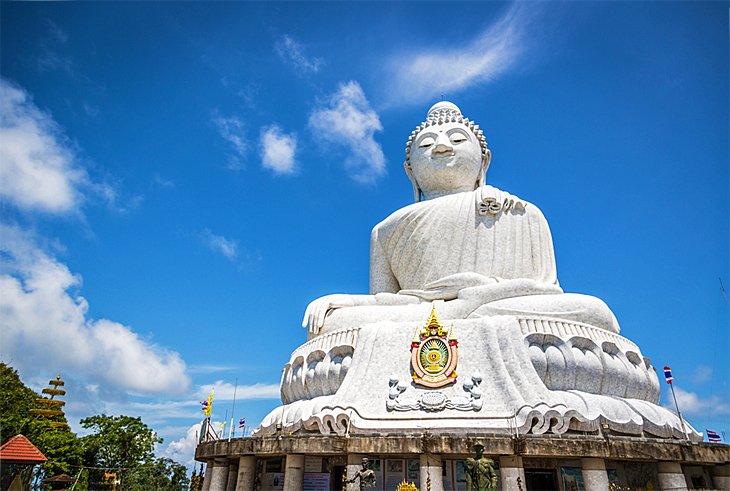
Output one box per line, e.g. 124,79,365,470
230,377,238,440
222,409,228,439
669,382,689,441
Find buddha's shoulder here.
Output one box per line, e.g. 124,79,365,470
371,192,464,236
372,187,545,238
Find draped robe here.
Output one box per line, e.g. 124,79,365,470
370,186,559,294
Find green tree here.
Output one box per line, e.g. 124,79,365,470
125,457,189,491
0,362,40,443
0,363,85,488
1,366,187,490
80,414,188,490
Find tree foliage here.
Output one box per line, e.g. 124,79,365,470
0,362,40,443
80,415,160,473
1,364,189,490
80,414,188,490
0,363,84,486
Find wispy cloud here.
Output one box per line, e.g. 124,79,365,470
0,78,131,214
275,35,324,75
213,114,247,170
385,4,534,106
260,124,297,175
0,78,87,214
691,365,713,384
46,19,69,44
197,380,280,401
663,386,730,417
35,20,74,76
308,81,386,183
0,224,191,395
188,364,237,374
201,228,239,260
152,173,175,189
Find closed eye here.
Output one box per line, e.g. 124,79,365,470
418,137,435,148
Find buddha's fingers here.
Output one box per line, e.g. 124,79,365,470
309,311,320,334
310,303,322,333
316,303,330,331
302,303,313,329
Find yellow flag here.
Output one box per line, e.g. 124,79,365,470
204,389,214,417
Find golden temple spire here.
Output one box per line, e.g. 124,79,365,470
424,303,447,337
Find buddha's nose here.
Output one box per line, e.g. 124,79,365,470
432,139,452,155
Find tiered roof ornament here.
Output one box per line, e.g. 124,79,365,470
30,374,69,430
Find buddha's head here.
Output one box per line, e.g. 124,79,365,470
404,101,490,202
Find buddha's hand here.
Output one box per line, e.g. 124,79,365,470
398,273,497,301
457,278,563,306
302,294,358,334
302,293,421,334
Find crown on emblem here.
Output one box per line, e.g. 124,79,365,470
413,303,449,340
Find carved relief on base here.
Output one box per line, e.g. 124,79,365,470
520,317,660,402
257,316,698,442
387,372,483,412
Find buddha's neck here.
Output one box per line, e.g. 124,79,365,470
422,186,475,201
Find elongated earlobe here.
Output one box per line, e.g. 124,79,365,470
403,161,421,203
476,149,492,188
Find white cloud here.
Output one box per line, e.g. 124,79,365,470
0,78,87,213
213,114,247,170
189,364,236,374
385,4,533,106
46,19,69,44
201,228,238,260
163,423,201,469
197,380,280,401
260,125,297,175
308,81,386,183
36,49,74,75
275,35,324,74
0,224,191,394
664,386,730,417
691,365,713,384
152,173,175,189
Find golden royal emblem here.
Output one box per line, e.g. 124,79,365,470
411,304,458,388
396,481,419,491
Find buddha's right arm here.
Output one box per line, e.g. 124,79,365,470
369,225,400,294
301,293,421,334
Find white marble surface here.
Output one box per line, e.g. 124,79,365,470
260,313,697,439
269,101,699,442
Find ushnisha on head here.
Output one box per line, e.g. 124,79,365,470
404,101,491,202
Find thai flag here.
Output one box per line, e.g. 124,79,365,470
707,430,721,443
239,418,246,428
663,366,673,384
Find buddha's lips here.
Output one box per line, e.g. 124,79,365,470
431,153,455,163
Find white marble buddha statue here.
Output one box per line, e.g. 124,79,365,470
256,101,696,441
303,101,618,337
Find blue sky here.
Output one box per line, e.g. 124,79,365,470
1,2,727,466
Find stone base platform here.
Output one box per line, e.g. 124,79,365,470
195,432,730,491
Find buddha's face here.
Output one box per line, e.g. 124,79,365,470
409,122,484,200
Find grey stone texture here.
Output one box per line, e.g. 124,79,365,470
234,456,255,491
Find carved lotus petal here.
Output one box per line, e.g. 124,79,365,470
420,391,447,411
